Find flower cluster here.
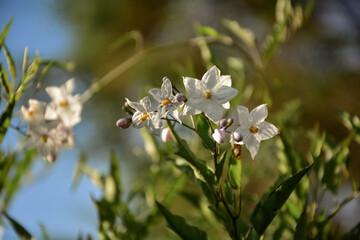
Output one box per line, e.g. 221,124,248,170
117,66,279,159
19,79,82,162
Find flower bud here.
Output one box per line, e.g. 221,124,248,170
175,93,186,103
219,119,228,128
161,128,172,143
212,128,226,144
46,152,57,163
232,131,243,142
116,118,131,129
227,118,233,126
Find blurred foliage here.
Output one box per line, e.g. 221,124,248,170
1,0,360,239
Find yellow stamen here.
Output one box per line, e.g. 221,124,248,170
161,99,171,106
250,126,259,133
42,134,48,143
28,110,34,117
59,100,68,107
205,92,212,99
140,113,149,122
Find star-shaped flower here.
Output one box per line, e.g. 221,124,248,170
44,78,82,127
234,104,279,159
149,77,183,123
183,66,238,122
126,96,164,135
19,99,47,124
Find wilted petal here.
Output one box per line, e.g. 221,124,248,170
250,104,268,124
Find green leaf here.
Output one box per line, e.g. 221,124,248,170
3,211,32,240
222,18,255,48
0,94,16,144
167,119,215,185
156,201,207,240
0,18,13,50
196,114,215,152
3,44,16,79
294,202,308,240
0,64,10,94
39,223,51,240
108,150,121,203
250,163,313,235
322,134,352,194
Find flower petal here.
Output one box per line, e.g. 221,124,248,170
258,121,279,140
219,75,231,87
250,104,268,124
202,66,220,90
183,97,205,116
183,77,204,98
222,102,230,109
140,96,152,111
244,134,260,160
64,78,75,93
204,100,224,122
161,77,173,98
126,98,145,112
148,89,163,103
46,86,63,101
237,105,251,127
213,85,238,104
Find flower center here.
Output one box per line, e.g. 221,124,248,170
27,110,34,117
249,125,259,133
42,134,48,143
140,113,149,122
59,100,68,107
161,99,171,106
204,92,212,99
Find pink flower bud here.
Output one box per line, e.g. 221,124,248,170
232,131,243,142
219,119,227,128
46,152,57,163
116,118,131,129
175,93,186,103
212,128,226,144
161,128,172,142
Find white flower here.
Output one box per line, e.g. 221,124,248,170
126,96,164,135
183,66,238,122
19,99,47,123
25,122,61,162
212,128,226,144
234,104,279,159
44,78,82,127
149,77,183,123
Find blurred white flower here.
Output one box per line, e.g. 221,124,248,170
126,96,164,135
19,99,46,123
183,66,238,122
234,104,279,159
149,77,183,123
44,78,82,127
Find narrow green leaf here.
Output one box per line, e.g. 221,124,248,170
196,114,215,151
156,201,207,240
3,211,32,240
109,150,121,203
0,18,13,49
71,152,87,191
250,163,313,235
222,18,255,48
0,94,16,144
0,64,10,94
294,202,308,240
3,44,16,79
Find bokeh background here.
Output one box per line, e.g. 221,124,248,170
1,0,359,239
